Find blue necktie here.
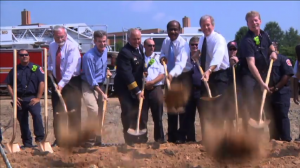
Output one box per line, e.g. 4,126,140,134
167,42,175,72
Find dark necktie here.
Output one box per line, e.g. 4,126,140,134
201,37,207,71
55,46,62,81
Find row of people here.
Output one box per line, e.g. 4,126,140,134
2,10,299,149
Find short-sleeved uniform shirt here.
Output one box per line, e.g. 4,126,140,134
269,54,294,103
6,62,45,99
239,29,272,77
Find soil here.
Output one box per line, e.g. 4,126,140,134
0,97,300,168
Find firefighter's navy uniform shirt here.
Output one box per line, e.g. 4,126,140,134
269,54,294,102
267,54,293,142
240,29,272,77
6,62,44,100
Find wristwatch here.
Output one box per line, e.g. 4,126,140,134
274,87,279,92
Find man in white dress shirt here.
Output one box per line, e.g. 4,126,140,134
141,38,166,143
48,25,82,147
192,15,230,141
160,20,193,144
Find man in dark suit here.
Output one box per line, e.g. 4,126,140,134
114,28,147,146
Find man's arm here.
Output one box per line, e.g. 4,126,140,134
58,46,81,88
47,47,53,75
117,50,141,94
82,54,99,89
208,37,227,71
169,42,190,77
36,82,45,99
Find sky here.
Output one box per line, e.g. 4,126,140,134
1,1,300,42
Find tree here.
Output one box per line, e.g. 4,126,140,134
115,41,123,51
281,27,299,47
234,26,248,47
263,21,284,43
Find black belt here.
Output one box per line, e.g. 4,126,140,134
17,93,35,97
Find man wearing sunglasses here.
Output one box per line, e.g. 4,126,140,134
141,38,166,144
5,49,45,149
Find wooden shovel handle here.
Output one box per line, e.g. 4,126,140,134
136,75,146,133
101,76,110,130
259,59,274,121
232,65,239,131
162,61,171,90
194,59,212,98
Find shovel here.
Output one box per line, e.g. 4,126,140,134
162,61,171,90
127,75,147,136
194,59,221,101
248,59,273,128
37,48,53,153
98,75,110,143
5,49,21,153
232,64,239,132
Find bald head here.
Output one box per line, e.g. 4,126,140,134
127,28,141,48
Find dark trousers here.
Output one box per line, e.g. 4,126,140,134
167,71,193,142
142,86,164,141
183,87,202,142
50,76,82,146
117,89,148,145
198,70,229,141
241,74,264,132
17,96,45,146
266,95,292,142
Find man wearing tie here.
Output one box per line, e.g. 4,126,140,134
192,15,230,143
160,20,193,144
48,25,82,147
114,28,147,146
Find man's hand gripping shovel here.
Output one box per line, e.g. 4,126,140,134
248,59,273,128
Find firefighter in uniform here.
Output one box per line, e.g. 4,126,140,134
6,49,45,148
114,28,147,146
239,11,277,132
266,53,293,142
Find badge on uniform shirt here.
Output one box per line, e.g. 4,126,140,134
32,65,38,72
286,59,292,66
39,67,45,74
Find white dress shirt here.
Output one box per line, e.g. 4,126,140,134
160,35,192,77
145,53,165,86
48,40,82,88
198,31,230,71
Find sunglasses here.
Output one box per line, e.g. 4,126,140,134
19,54,29,57
190,44,198,47
229,48,237,51
148,45,155,47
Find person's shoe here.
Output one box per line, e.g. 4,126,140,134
157,139,167,144
94,136,102,146
52,140,59,147
20,144,36,150
175,140,184,144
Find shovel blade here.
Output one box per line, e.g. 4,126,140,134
37,141,54,153
5,143,20,153
127,128,147,136
200,94,221,101
248,118,270,129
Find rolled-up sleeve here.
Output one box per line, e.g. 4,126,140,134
169,43,189,77
82,53,99,89
160,39,167,59
58,46,81,88
209,37,226,70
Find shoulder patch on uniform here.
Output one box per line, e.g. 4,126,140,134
286,59,292,66
39,67,45,74
32,65,38,72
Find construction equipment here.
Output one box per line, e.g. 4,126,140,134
37,48,53,153
127,75,147,136
248,59,273,128
194,59,221,101
232,64,239,132
5,49,21,153
99,75,110,143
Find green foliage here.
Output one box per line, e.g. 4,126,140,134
115,41,124,51
263,21,284,43
234,26,248,47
